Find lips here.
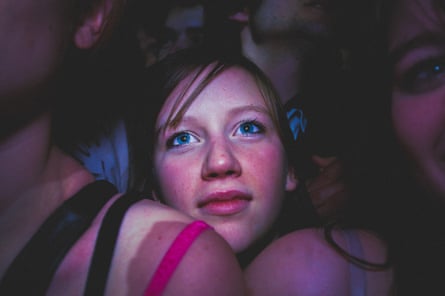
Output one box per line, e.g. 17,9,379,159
198,190,252,216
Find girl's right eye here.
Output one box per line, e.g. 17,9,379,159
166,131,199,148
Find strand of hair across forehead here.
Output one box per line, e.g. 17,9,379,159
165,61,229,129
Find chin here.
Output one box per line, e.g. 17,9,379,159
230,240,252,254
212,224,253,253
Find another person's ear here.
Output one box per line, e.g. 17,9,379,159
74,0,116,49
286,167,298,192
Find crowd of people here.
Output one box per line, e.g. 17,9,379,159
1,0,443,294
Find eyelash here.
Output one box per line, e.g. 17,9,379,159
166,131,199,149
395,54,445,94
164,119,266,149
235,119,265,136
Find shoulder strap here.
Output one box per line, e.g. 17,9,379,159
84,191,143,296
143,220,211,296
343,230,367,296
0,180,117,296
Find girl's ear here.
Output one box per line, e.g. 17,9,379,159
285,167,299,192
74,0,115,49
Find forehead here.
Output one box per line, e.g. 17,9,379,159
157,65,268,125
389,0,445,49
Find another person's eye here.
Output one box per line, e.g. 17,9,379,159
396,55,445,94
166,131,199,148
235,120,265,136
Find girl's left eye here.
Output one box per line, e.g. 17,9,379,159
236,121,264,136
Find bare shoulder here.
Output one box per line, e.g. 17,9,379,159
107,198,245,295
157,224,245,296
245,228,344,295
245,228,393,296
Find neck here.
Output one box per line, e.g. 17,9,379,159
0,113,93,276
0,113,54,208
236,228,277,269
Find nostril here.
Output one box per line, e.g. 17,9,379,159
208,172,219,178
207,170,235,178
226,170,237,176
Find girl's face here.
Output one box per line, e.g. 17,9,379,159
389,0,445,197
153,66,297,253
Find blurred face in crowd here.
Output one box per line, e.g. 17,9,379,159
248,0,341,42
389,0,445,198
158,4,204,59
153,65,297,253
0,0,75,104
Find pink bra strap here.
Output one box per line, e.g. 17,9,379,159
144,220,212,296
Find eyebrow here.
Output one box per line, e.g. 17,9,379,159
228,104,270,117
389,32,445,64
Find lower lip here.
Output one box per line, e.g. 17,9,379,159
200,199,250,216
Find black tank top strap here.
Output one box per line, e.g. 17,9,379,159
0,180,117,296
84,191,143,296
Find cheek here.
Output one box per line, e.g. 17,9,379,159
244,143,288,198
155,158,195,208
0,6,71,100
251,146,288,230
392,98,430,157
392,94,445,196
392,95,443,160
245,140,286,169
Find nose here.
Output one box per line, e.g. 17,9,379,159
201,139,242,180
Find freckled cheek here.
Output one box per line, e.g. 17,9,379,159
155,160,196,210
243,144,287,186
248,147,287,227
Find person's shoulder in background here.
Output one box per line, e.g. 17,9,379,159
244,227,393,296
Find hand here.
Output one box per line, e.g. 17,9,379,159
305,155,349,222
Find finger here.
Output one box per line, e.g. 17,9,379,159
310,182,347,207
306,164,343,192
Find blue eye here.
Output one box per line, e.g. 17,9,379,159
167,132,198,148
236,121,264,136
399,56,445,93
